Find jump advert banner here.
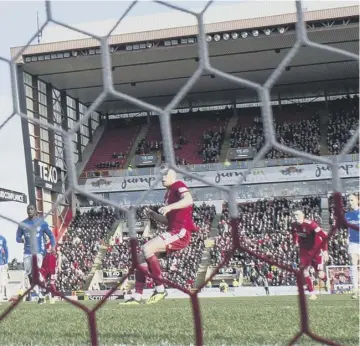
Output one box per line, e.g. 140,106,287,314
84,162,359,193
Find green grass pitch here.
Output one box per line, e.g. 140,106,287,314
0,295,358,345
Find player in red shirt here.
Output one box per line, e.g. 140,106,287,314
124,166,196,305
40,251,57,304
292,210,329,300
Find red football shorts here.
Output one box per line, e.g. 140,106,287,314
40,253,57,279
160,228,191,252
300,251,324,272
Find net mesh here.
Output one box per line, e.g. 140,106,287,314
0,1,359,345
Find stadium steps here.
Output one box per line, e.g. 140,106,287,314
209,214,221,238
219,114,238,162
195,240,213,288
126,122,151,168
321,208,330,233
75,124,105,177
83,219,121,290
319,109,329,155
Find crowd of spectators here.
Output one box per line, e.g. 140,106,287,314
210,197,323,286
327,105,359,155
230,115,321,159
101,203,216,290
56,207,117,291
201,127,224,163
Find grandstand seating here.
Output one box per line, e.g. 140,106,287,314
136,112,229,164
81,100,359,173
56,207,117,291
230,105,321,158
84,120,141,171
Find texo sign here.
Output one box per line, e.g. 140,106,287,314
33,159,62,193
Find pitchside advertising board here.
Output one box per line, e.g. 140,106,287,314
326,265,359,295
33,159,62,193
84,161,360,193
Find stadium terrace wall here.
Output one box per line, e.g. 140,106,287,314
83,161,359,194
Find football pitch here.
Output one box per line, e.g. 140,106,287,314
0,295,358,346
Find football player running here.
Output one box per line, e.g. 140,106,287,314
16,205,55,304
292,210,329,300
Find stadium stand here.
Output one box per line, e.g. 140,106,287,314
135,112,229,165
230,104,321,159
56,207,117,291
84,119,141,171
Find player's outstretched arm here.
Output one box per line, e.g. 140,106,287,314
43,221,56,250
16,226,24,243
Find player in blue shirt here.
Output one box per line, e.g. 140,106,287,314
0,235,9,302
16,204,55,304
345,194,360,299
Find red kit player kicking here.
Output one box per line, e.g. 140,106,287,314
124,166,197,305
292,210,329,300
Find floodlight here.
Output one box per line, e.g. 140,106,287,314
252,30,259,37
278,27,286,34
206,35,212,42
241,32,248,38
263,28,271,36
231,32,239,39
214,34,221,42
223,33,230,40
